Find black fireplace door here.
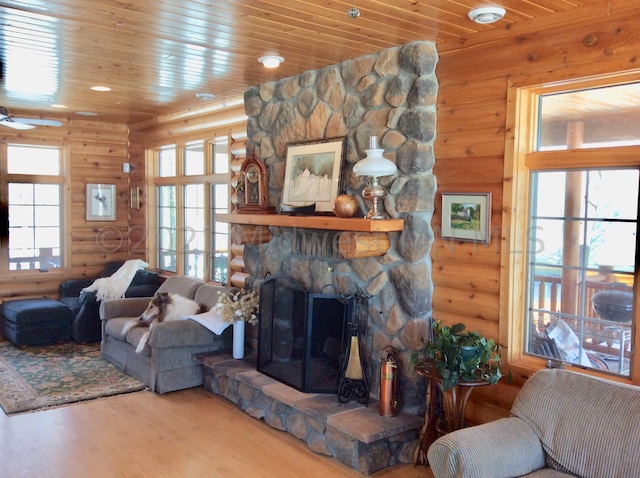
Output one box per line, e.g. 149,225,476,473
257,276,352,393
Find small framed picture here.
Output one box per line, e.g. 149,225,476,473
86,183,116,221
441,192,491,244
281,137,346,213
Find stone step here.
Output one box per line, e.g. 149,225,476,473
195,352,424,475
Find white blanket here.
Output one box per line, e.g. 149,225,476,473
82,259,149,301
185,308,231,335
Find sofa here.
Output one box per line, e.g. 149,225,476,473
59,261,162,343
427,368,640,478
100,276,233,393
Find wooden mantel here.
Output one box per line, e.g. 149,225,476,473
217,213,404,232
218,213,404,259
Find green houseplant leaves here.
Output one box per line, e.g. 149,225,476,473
417,320,502,391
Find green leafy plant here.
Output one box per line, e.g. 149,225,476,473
416,320,502,391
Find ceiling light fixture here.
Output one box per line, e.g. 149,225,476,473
468,6,506,24
347,0,360,18
76,111,98,116
195,92,216,101
90,85,111,92
258,55,284,68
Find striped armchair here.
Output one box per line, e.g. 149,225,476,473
427,368,640,478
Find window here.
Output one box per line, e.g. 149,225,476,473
184,142,205,176
506,77,640,381
1,144,65,272
158,148,176,177
184,184,205,277
211,183,229,283
211,139,230,283
158,185,177,273
151,138,230,282
527,169,637,376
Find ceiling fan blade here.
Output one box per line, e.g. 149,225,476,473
12,118,63,127
0,119,35,130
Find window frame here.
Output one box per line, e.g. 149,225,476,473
0,141,70,277
502,73,640,385
148,137,231,282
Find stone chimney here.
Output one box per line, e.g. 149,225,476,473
243,41,438,414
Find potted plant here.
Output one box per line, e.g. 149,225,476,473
416,320,502,391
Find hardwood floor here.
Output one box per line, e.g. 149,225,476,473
0,388,434,478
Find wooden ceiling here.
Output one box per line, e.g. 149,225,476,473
0,0,594,125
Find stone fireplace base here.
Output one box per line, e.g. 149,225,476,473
195,352,423,475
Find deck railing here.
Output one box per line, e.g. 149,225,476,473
533,274,613,320
532,273,632,371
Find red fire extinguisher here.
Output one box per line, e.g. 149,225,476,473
379,346,399,417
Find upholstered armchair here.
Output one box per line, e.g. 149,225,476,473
59,261,161,343
427,368,640,478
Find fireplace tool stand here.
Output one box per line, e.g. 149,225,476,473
338,293,370,404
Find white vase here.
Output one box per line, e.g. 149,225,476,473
233,320,245,359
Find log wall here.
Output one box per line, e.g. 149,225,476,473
0,118,130,301
228,129,250,289
434,0,640,423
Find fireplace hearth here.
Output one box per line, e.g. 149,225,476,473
196,353,423,475
257,276,356,393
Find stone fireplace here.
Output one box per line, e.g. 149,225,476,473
242,40,438,415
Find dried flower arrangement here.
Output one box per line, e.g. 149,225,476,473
216,288,259,325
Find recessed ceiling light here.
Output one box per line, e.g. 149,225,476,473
51,104,67,109
468,6,506,24
258,55,285,68
90,85,111,92
76,111,98,116
195,92,216,101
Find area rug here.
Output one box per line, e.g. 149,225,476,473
0,339,146,415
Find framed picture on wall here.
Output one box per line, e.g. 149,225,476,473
281,137,346,213
441,192,491,244
86,183,116,221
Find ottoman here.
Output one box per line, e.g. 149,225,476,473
0,298,72,346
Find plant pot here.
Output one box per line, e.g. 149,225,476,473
460,345,481,361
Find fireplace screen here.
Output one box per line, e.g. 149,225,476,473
257,276,353,393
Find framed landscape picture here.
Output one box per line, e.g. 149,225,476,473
441,192,491,244
281,137,346,213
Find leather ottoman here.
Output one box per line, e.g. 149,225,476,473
0,298,72,346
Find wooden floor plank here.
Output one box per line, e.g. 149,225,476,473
0,388,434,477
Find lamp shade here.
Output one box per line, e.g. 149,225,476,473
353,137,397,178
